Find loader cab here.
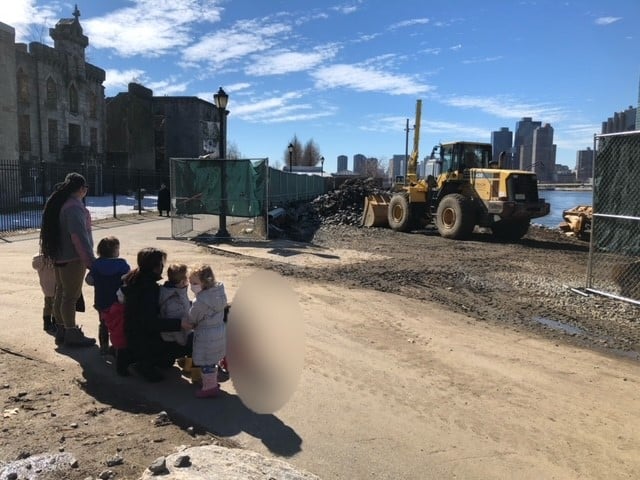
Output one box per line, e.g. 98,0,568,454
439,142,493,174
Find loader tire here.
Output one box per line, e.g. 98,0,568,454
388,194,412,232
491,219,530,241
435,194,475,239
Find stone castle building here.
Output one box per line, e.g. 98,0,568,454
0,6,106,167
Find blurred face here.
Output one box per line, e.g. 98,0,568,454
153,260,164,277
189,275,202,294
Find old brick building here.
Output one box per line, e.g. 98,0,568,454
1,6,106,168
106,82,219,176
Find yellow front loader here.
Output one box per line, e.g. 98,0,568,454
363,101,549,240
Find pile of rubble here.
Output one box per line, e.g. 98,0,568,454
267,178,388,241
310,178,387,226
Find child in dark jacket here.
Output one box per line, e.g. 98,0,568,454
86,236,131,355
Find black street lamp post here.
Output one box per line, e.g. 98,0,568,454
214,87,229,238
288,143,294,173
320,156,324,175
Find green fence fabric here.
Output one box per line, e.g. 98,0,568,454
171,158,325,216
171,158,267,216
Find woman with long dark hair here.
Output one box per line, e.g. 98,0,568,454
40,172,96,347
120,247,191,382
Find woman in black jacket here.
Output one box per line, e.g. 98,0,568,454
121,247,191,382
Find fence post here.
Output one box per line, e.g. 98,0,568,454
137,169,142,215
39,161,46,208
112,164,117,218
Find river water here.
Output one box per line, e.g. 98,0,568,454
535,189,593,228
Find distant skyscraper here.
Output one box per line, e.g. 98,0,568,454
514,117,541,170
637,76,640,129
491,127,513,168
390,154,404,179
353,153,366,174
576,147,594,182
337,155,348,172
601,106,636,134
532,123,556,182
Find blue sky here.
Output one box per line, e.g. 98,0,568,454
4,0,639,173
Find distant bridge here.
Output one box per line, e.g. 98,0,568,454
538,183,593,190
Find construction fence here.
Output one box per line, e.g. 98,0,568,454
169,157,326,240
586,130,640,305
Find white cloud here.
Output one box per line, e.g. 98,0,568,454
4,0,62,43
104,69,146,93
182,19,290,67
225,82,252,93
360,116,489,142
554,123,600,151
245,44,340,76
462,56,503,64
312,64,433,95
595,16,622,25
331,4,360,15
231,90,336,123
450,44,462,51
147,79,189,96
440,95,567,123
389,18,429,30
83,0,223,57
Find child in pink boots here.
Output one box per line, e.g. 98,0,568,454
181,264,227,398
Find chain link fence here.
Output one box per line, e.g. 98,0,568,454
0,160,165,234
586,130,640,305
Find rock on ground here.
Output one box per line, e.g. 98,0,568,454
139,445,320,480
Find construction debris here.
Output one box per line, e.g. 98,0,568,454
559,205,592,240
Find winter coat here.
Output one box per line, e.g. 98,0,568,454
159,282,191,346
32,254,56,297
122,271,185,367
87,257,130,311
57,197,95,267
189,282,227,367
157,186,171,212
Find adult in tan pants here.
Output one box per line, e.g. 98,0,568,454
40,173,96,347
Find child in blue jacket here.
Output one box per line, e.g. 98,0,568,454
86,236,130,355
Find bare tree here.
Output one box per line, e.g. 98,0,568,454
226,142,241,160
284,135,304,168
302,139,321,166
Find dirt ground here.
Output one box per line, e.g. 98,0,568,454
242,224,640,357
1,218,639,479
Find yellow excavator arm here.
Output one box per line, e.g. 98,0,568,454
406,99,422,184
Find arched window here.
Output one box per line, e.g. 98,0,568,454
89,91,97,119
46,77,57,108
69,84,78,114
17,69,29,103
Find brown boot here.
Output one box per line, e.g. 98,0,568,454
63,326,96,348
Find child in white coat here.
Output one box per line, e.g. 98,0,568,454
182,264,227,398
159,264,191,346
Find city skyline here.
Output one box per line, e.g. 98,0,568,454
3,0,638,173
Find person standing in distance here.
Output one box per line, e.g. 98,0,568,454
40,173,96,347
157,182,171,217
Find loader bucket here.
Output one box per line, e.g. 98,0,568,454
362,193,391,228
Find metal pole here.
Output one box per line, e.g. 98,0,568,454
216,107,229,238
112,164,117,218
137,169,142,215
404,118,410,180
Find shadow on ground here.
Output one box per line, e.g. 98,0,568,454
56,345,303,457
